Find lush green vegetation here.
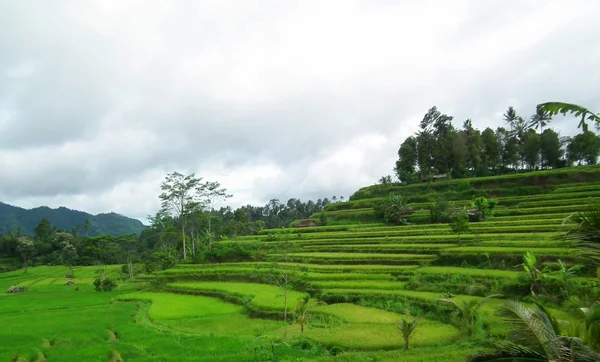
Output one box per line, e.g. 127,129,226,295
5,164,600,360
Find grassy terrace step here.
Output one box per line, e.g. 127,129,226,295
303,243,457,253
258,223,385,235
170,262,420,273
235,227,565,242
166,281,307,312
413,266,520,279
269,252,436,265
310,281,406,289
279,233,561,246
555,183,600,193
441,246,572,255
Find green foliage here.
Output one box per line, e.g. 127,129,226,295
468,300,600,362
428,199,450,223
375,193,412,225
537,101,600,132
319,212,329,226
440,293,501,337
396,318,419,350
449,212,469,243
93,277,117,291
471,197,498,221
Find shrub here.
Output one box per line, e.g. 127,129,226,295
94,277,117,291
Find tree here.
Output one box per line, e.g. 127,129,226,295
537,102,600,132
503,106,518,132
481,128,500,174
521,129,541,170
471,197,498,221
60,241,78,274
395,136,418,183
463,120,483,175
545,259,582,298
34,218,55,241
396,318,418,350
440,294,502,337
449,212,469,243
530,107,553,134
16,236,35,272
468,300,600,362
159,171,203,260
567,131,600,165
83,219,91,238
378,175,393,185
199,181,232,250
269,240,294,322
540,129,563,169
294,295,323,334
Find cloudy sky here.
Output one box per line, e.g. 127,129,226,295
1,0,599,222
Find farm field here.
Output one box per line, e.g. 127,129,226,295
3,168,600,361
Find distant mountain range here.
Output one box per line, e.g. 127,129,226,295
0,202,146,237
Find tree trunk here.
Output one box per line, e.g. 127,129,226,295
191,229,196,257
182,223,187,261
283,285,288,322
208,213,212,250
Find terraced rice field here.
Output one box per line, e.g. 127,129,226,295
3,173,600,361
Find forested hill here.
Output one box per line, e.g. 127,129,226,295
0,202,146,237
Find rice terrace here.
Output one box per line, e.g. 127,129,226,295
4,99,600,361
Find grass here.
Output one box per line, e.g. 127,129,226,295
167,281,308,311
414,266,519,279
311,281,406,290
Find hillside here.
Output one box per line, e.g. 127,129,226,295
0,202,146,237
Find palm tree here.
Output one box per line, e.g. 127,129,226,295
504,106,519,132
468,300,599,362
294,296,323,334
537,102,600,132
530,108,553,168
530,108,553,134
440,294,502,337
511,116,531,139
560,205,600,267
396,318,418,350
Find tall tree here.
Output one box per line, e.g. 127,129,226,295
159,172,203,261
539,129,562,169
199,181,232,250
521,129,541,170
394,136,418,182
567,131,600,165
480,128,500,174
17,236,35,272
503,106,518,132
530,108,552,167
463,120,482,175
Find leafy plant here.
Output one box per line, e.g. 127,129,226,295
440,294,502,337
468,300,600,362
560,205,600,267
520,251,544,296
94,277,117,292
537,102,600,132
470,197,498,221
377,193,413,225
396,318,418,350
543,259,582,298
294,295,324,334
449,211,470,243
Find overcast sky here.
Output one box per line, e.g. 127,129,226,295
1,0,599,223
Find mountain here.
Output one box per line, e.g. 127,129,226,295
0,202,146,237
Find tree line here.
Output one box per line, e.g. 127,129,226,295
390,105,600,183
0,171,339,268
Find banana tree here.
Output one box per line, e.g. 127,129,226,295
537,102,600,132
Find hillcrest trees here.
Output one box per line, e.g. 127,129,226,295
393,105,600,183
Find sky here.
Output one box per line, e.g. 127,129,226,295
1,0,599,223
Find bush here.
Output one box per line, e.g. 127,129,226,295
94,277,117,292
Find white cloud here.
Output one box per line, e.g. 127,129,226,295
1,0,599,221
